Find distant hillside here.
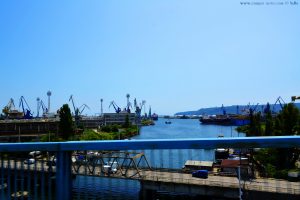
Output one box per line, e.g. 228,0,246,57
175,103,300,116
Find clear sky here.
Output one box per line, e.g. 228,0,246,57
0,1,299,115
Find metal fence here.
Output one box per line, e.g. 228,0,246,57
0,136,300,200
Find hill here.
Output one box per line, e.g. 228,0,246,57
175,103,300,116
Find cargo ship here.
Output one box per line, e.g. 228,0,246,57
199,114,250,126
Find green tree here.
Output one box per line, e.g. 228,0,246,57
275,103,300,170
58,104,74,140
240,103,300,178
280,103,299,135
248,109,262,136
264,103,273,136
123,114,131,128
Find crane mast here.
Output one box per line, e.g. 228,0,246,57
109,101,121,113
19,96,33,119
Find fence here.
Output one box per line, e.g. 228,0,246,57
0,136,300,199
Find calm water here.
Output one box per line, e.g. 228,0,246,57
73,118,244,199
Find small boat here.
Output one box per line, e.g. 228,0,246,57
165,121,171,124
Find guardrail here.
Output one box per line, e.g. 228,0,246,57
0,136,300,199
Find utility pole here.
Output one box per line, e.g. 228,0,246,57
100,99,103,115
238,166,243,200
36,97,40,117
47,90,52,113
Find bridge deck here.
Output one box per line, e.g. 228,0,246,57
2,160,300,195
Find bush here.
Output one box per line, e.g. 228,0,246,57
101,126,111,133
80,130,102,140
40,133,64,142
101,125,120,133
80,129,117,140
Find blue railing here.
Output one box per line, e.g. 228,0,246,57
0,136,300,200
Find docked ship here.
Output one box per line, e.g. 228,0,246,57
199,115,232,125
151,113,158,121
199,114,250,126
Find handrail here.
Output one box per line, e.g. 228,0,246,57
0,136,300,152
1,136,300,199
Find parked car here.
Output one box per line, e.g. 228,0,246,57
192,170,208,179
24,158,35,165
28,151,41,158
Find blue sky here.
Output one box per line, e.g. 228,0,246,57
0,1,299,115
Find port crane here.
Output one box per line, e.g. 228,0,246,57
69,95,90,116
272,96,285,113
2,98,16,116
109,101,121,113
250,103,259,113
221,104,226,115
37,99,48,117
19,96,33,119
133,98,141,117
140,100,146,116
69,95,80,117
79,104,90,115
125,94,132,113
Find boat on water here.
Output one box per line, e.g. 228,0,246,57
199,114,250,126
151,113,158,121
165,121,172,124
199,115,232,125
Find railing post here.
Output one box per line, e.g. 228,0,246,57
56,151,72,200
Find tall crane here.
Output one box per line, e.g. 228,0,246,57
141,100,146,117
109,101,121,113
126,94,132,113
6,98,15,111
100,98,103,115
79,104,90,115
221,104,226,115
69,95,83,127
2,98,24,119
250,103,259,113
37,98,48,117
69,95,77,115
133,98,141,116
2,98,16,116
272,96,285,113
69,95,89,116
148,106,152,119
19,96,33,119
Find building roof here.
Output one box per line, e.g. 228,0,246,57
185,160,213,167
220,159,248,168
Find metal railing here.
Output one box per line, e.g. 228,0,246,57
0,136,300,199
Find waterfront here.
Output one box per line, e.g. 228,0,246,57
73,118,245,199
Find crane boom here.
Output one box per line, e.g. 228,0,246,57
272,96,285,112
109,101,121,113
19,96,33,119
69,95,77,113
79,104,90,114
7,98,15,110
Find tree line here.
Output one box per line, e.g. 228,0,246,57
237,103,300,178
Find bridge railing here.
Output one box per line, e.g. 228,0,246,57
0,136,300,199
